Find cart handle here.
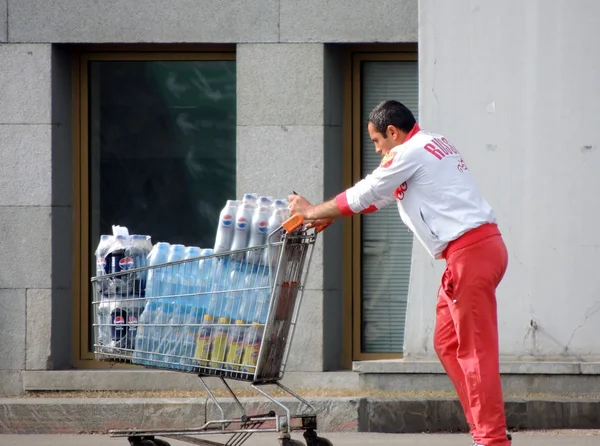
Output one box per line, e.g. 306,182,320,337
282,214,333,233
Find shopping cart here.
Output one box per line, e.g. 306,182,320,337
91,214,333,446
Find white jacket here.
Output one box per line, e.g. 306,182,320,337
335,125,496,259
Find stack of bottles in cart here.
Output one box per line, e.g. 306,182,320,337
94,193,291,374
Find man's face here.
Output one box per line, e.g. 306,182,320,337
368,122,404,156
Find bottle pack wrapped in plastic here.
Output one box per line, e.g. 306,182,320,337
95,228,152,351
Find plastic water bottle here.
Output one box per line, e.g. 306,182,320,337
227,260,248,320
257,196,273,207
179,306,202,371
262,204,289,268
145,242,171,302
194,249,215,312
194,314,215,367
164,303,187,367
224,321,246,371
242,193,258,205
214,200,239,253
210,259,231,318
132,300,160,366
241,322,264,374
164,244,186,303
180,246,202,305
151,302,172,366
231,203,257,252
241,264,270,321
208,316,230,369
246,206,272,264
253,288,271,324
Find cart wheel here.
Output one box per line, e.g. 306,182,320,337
279,433,305,446
279,439,304,446
137,439,171,446
303,431,333,446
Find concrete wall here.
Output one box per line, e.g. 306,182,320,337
236,44,345,371
406,0,600,360
0,1,418,393
6,0,417,43
0,43,73,393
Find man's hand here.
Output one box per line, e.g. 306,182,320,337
288,193,343,230
288,194,316,220
306,218,334,230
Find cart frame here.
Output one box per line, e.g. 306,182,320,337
90,215,333,446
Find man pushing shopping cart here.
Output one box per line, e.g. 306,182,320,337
288,100,512,446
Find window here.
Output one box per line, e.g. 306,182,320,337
73,51,236,363
349,51,418,360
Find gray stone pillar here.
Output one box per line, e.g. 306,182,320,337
0,44,73,394
0,44,51,392
236,43,344,371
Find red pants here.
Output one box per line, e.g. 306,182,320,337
434,224,509,446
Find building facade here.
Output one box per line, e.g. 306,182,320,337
1,0,599,395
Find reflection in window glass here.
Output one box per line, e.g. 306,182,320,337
87,59,236,349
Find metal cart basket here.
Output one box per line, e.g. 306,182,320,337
91,214,332,446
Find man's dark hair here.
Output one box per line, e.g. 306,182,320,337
368,100,416,136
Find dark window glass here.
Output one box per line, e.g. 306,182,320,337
87,59,236,349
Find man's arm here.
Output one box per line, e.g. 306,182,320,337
287,196,342,222
289,149,417,221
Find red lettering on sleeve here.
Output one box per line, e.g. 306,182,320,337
394,182,408,200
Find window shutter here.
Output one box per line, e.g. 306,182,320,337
360,60,419,353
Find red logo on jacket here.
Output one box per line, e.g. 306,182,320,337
395,182,408,200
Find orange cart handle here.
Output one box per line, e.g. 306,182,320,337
282,215,333,233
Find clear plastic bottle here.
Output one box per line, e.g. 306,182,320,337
180,246,202,307
211,259,232,319
240,322,264,375
194,248,215,312
262,202,289,268
194,314,215,367
224,320,246,371
246,206,272,264
226,260,248,320
214,200,239,253
132,300,160,366
208,316,230,369
164,244,186,303
145,242,171,303
164,303,187,368
150,302,172,366
242,193,258,205
179,306,202,371
231,202,257,253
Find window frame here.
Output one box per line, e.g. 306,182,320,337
72,47,236,367
341,46,418,366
